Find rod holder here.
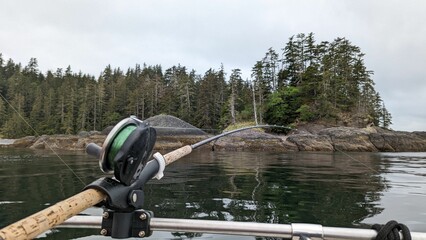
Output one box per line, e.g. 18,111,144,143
100,209,153,238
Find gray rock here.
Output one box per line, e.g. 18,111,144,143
289,123,328,135
287,134,334,151
369,133,395,151
89,130,102,136
413,131,426,139
379,131,426,152
319,127,378,152
78,131,90,137
10,136,37,148
214,131,298,152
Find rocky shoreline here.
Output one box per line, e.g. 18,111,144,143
3,125,426,152
2,115,425,152
213,125,426,152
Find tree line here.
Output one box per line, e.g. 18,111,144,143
0,33,391,138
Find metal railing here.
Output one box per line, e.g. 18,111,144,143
61,216,426,240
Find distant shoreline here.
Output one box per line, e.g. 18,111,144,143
3,125,426,152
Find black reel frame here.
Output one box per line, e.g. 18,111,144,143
85,116,161,238
87,116,157,186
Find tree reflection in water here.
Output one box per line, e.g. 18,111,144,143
144,151,385,228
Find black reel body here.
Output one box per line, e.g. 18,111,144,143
92,116,156,186
85,116,158,238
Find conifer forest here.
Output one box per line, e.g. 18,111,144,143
0,33,392,138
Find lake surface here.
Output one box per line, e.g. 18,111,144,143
1,148,426,239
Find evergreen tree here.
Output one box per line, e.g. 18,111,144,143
95,74,106,130
251,61,268,124
29,87,44,131
0,97,7,128
264,86,301,126
2,93,31,137
228,69,243,125
195,68,226,130
177,69,196,122
77,82,90,131
262,48,279,91
380,103,392,129
160,66,179,115
0,54,6,96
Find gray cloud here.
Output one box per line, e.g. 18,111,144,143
1,0,425,131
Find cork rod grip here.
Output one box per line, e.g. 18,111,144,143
164,145,192,166
0,188,105,240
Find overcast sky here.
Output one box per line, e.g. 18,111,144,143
1,0,425,131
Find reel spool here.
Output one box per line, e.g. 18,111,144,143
86,116,156,186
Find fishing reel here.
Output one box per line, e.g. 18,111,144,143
86,116,156,186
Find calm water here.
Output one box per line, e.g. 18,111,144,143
1,148,426,239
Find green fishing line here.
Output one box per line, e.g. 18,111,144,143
107,124,137,166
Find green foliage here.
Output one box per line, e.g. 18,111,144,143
297,104,316,122
264,86,301,126
0,97,6,124
2,112,31,138
379,103,392,129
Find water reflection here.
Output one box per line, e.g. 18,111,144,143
0,149,102,228
362,152,426,231
2,148,424,239
144,151,386,228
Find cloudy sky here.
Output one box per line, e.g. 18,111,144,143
1,0,425,131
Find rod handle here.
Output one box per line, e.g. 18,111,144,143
164,145,192,166
0,189,105,240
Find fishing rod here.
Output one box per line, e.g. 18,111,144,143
0,116,288,240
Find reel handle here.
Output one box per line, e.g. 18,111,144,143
86,143,102,158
